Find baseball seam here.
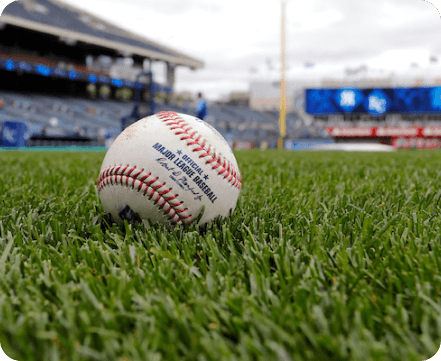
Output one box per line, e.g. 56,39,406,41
157,111,242,189
97,165,192,225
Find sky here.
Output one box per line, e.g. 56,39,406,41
1,0,441,100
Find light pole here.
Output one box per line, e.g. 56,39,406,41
278,1,287,150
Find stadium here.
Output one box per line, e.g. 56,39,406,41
0,0,287,150
0,0,440,360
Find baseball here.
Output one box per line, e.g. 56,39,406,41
97,111,242,226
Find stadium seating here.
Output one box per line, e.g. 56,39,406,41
0,91,322,147
0,91,129,140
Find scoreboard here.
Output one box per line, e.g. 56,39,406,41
305,87,441,115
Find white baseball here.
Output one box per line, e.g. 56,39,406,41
97,111,242,226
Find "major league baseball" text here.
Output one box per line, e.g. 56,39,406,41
152,142,218,203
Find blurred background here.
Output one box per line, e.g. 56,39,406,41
0,0,441,150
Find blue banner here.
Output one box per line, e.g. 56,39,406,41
2,121,27,147
284,139,334,151
306,87,441,115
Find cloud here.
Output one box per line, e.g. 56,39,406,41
4,0,441,99
132,0,222,15
168,0,441,98
368,48,431,70
74,0,222,16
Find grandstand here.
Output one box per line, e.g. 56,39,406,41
0,0,307,150
0,88,292,149
0,90,128,145
2,1,441,151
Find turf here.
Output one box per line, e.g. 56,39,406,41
0,149,440,361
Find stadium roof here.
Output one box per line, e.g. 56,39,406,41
1,0,204,69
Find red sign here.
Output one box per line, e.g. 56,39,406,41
326,127,374,137
375,127,419,137
325,126,441,138
422,127,441,137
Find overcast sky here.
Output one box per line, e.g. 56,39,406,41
2,0,441,99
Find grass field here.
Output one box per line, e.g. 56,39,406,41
0,149,440,361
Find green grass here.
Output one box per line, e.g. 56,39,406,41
0,149,440,361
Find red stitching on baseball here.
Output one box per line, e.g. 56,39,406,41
97,166,191,225
139,173,151,182
146,177,158,187
157,111,242,189
153,182,165,191
127,166,136,177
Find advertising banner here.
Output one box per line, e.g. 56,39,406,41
1,121,27,147
306,87,441,115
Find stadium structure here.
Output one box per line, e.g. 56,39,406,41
0,0,295,150
306,64,441,150
2,0,441,151
249,63,441,150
